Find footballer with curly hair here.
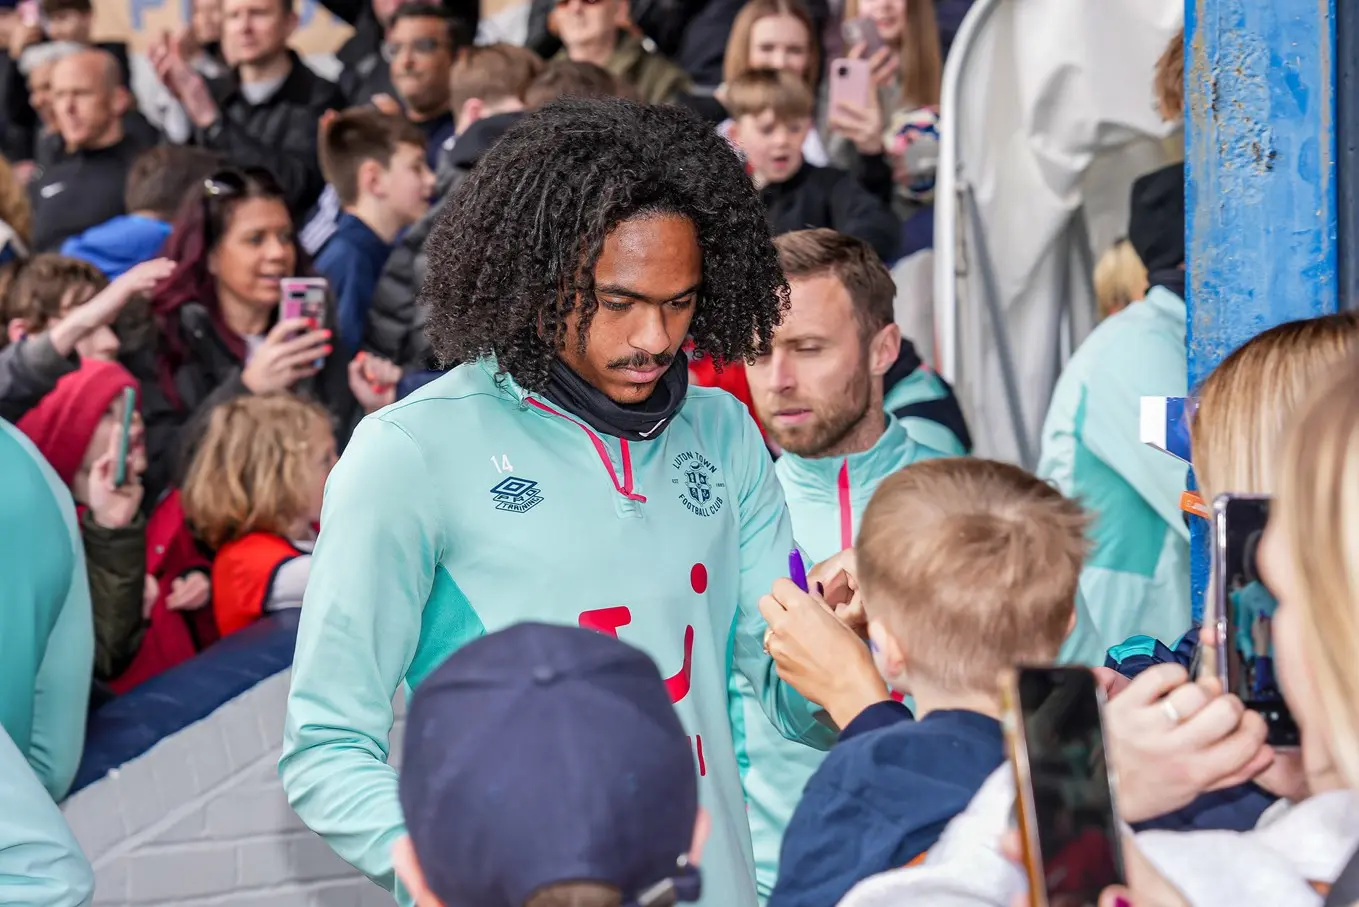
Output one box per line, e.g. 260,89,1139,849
280,99,856,907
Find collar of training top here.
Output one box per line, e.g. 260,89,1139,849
537,353,690,442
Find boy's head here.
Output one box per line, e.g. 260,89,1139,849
320,107,434,224
396,622,708,907
857,458,1088,697
41,0,93,43
449,43,543,135
725,68,813,185
2,254,114,359
524,58,622,108
125,145,223,222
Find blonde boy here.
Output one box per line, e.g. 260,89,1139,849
768,458,1087,907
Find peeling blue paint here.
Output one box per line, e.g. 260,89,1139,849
1185,0,1338,621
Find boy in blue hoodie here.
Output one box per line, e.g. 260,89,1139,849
767,457,1088,907
314,108,435,353
61,144,220,279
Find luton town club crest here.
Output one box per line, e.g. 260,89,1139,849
671,451,726,517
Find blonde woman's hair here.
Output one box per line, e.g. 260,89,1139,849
1092,239,1147,319
723,0,820,91
182,393,332,549
1154,27,1184,123
0,155,31,247
1275,351,1359,789
842,0,942,108
857,458,1089,693
1191,313,1359,505
725,67,815,121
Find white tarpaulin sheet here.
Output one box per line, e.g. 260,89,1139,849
936,0,1183,465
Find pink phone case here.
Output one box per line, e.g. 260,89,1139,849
828,57,874,112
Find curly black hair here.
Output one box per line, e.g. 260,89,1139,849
420,98,789,392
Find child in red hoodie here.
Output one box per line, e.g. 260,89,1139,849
17,359,211,686
181,393,336,637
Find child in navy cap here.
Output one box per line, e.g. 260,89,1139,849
394,622,709,907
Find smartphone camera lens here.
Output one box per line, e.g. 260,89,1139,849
838,65,849,77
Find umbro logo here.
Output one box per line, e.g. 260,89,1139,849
39,181,65,199
490,476,543,513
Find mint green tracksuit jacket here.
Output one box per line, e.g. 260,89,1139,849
279,359,837,906
1038,286,1191,654
0,725,93,905
732,416,944,901
882,365,969,456
0,419,93,803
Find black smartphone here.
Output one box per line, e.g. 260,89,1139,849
1003,666,1125,907
1211,494,1298,747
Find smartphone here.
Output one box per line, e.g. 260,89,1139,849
112,386,136,489
841,17,885,56
1004,666,1125,907
828,57,874,112
279,277,328,369
1210,494,1298,747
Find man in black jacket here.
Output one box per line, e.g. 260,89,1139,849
150,0,341,217
28,48,153,252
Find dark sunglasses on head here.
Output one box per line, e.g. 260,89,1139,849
382,36,449,60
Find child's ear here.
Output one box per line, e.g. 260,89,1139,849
868,618,909,689
458,97,485,132
7,318,28,344
393,836,444,907
727,120,742,145
869,322,900,378
358,159,386,198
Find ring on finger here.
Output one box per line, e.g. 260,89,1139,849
763,627,775,654
1161,698,1182,725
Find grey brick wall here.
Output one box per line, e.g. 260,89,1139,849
62,670,407,906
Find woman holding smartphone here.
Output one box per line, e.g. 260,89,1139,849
144,167,398,504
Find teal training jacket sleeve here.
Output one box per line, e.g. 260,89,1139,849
1077,318,1190,541
28,505,93,801
279,415,446,898
0,727,93,906
729,408,838,751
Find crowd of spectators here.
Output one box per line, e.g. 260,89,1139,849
3,4,1358,907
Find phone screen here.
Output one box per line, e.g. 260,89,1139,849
1213,496,1298,747
1016,668,1124,907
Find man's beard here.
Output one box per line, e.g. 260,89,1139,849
764,362,875,458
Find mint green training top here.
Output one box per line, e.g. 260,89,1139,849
0,419,93,802
0,725,93,905
279,360,837,907
732,416,945,901
1038,286,1191,654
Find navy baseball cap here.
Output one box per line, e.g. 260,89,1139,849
400,623,701,907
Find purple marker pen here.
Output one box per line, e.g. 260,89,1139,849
788,549,809,592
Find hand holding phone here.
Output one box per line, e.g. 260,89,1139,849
1004,666,1125,907
841,17,885,57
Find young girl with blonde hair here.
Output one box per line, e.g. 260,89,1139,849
182,393,336,637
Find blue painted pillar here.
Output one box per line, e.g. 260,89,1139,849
1184,0,1339,618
